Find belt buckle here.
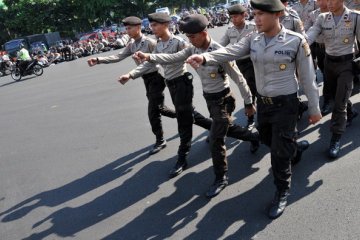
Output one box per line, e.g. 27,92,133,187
262,96,273,105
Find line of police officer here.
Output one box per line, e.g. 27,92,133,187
88,0,359,220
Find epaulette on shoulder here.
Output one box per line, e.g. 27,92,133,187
286,29,304,40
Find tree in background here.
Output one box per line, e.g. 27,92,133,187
0,0,223,47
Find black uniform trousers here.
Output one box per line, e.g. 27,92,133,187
257,94,299,192
324,54,354,135
236,58,257,113
314,43,329,102
166,74,198,159
166,73,257,160
142,71,176,141
204,88,235,178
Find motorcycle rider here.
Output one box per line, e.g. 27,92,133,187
17,44,32,75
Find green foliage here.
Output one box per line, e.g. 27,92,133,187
0,0,222,47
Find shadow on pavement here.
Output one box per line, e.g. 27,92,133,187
0,134,179,223
0,76,37,88
20,134,215,239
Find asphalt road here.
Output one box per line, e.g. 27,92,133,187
1,25,360,240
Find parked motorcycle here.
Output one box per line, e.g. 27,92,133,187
11,59,43,81
0,60,14,77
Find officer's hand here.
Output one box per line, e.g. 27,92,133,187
87,58,97,67
186,54,204,69
133,51,150,63
245,104,256,117
118,74,131,85
308,113,322,125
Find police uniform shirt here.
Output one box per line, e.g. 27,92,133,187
286,6,300,18
147,39,253,103
345,0,360,11
306,7,360,56
129,34,188,80
281,10,306,36
292,0,318,24
304,9,325,43
220,21,257,46
219,21,256,61
97,34,158,73
202,26,320,115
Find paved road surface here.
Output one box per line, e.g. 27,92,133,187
1,25,360,240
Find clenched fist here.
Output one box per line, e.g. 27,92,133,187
118,74,132,85
87,58,98,67
186,54,205,69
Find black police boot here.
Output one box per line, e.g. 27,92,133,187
346,110,358,127
169,157,188,178
321,100,331,116
250,140,260,154
247,115,255,130
298,100,308,120
268,190,289,219
249,128,260,154
206,175,228,198
328,134,341,159
205,133,210,143
149,139,167,155
291,140,310,166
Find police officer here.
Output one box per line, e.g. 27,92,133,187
306,0,360,159
283,0,301,17
134,14,259,198
304,0,330,115
292,0,318,24
187,0,322,219
293,0,319,69
345,0,360,10
118,13,213,179
87,16,176,155
220,4,258,129
280,0,306,36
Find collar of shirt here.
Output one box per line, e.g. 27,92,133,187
159,34,175,50
255,25,288,47
326,7,351,23
194,38,217,54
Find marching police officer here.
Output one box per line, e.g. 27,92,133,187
280,0,306,36
345,0,360,10
187,0,322,219
118,13,213,179
220,4,258,129
87,16,176,155
292,0,318,24
133,14,260,198
306,0,359,159
304,0,330,115
283,0,301,17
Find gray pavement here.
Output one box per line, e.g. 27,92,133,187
1,26,360,240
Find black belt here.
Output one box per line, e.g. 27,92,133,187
256,92,297,105
142,71,159,79
203,88,230,101
325,53,353,62
166,72,192,86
